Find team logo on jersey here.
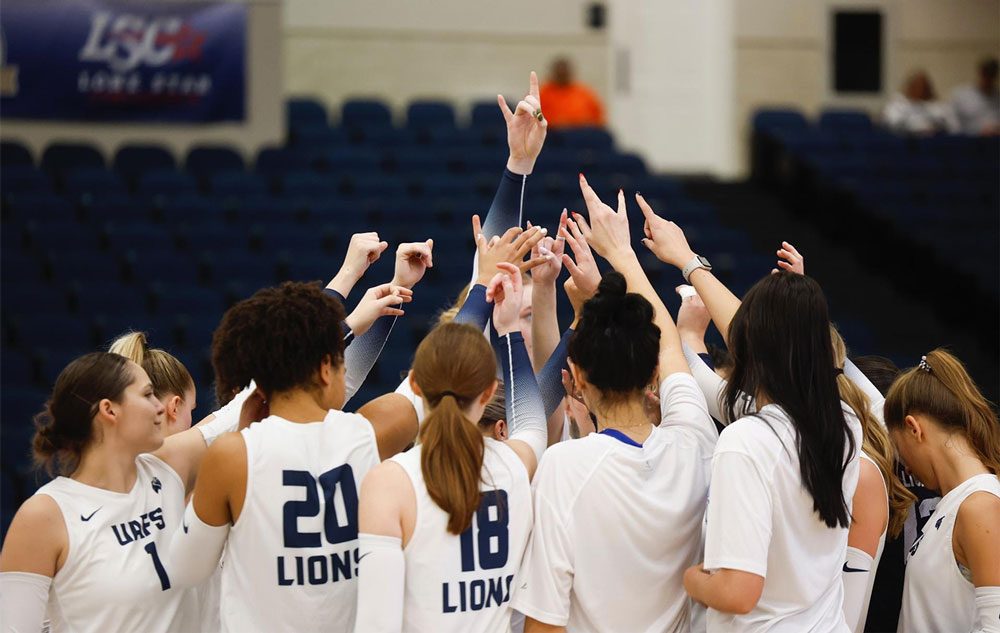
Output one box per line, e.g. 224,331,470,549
151,477,162,493
934,516,944,530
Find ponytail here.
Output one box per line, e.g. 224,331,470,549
412,323,497,534
885,349,1000,474
110,330,194,401
420,394,487,534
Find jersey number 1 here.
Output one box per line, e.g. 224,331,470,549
459,489,509,571
143,542,171,591
282,466,359,547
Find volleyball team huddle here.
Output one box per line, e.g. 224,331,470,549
1,73,998,633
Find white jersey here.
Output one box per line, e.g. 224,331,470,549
513,373,717,633
390,438,532,633
219,410,381,633
898,473,1000,633
703,403,863,633
33,454,195,633
847,452,887,633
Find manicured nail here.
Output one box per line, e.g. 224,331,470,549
636,191,642,197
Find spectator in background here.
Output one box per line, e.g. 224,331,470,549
538,58,605,128
951,57,1000,135
883,71,958,135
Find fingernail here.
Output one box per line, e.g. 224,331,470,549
619,188,623,194
540,227,548,235
579,173,584,179
636,191,642,197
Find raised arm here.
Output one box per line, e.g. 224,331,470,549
326,232,389,298
576,175,689,379
528,212,567,372
487,263,548,478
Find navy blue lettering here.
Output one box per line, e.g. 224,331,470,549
487,576,504,607
319,465,359,544
308,555,328,585
504,575,513,602
442,583,457,613
128,520,143,540
140,513,151,537
470,579,486,611
331,549,352,582
112,524,133,546
149,507,165,530
459,581,467,611
282,470,321,548
459,527,475,572
277,557,295,585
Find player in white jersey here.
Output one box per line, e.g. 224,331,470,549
513,182,718,633
354,262,548,633
162,280,421,633
883,349,1000,633
0,349,257,632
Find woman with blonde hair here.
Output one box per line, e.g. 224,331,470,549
109,332,197,436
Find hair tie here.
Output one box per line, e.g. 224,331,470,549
834,368,844,375
917,355,932,373
440,391,458,400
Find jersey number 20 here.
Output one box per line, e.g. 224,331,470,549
459,489,509,571
282,466,358,547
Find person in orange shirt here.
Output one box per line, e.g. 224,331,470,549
538,58,605,128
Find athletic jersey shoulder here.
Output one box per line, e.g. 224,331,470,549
898,473,1000,633
220,409,381,633
33,455,194,633
390,439,532,633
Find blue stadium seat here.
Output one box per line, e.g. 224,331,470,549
174,316,219,355
341,99,393,129
562,128,614,151
127,252,202,285
152,285,225,316
311,147,381,172
72,279,150,316
281,172,339,197
360,127,413,148
252,226,325,253
752,108,809,132
47,252,123,284
0,387,46,427
289,125,348,149
285,254,340,282
227,195,282,224
10,314,96,351
86,193,147,225
26,221,99,253
180,223,250,253
389,147,448,175
41,143,105,175
203,251,277,286
185,146,245,181
138,169,198,196
94,313,176,349
818,109,873,134
287,98,329,129
63,168,126,198
255,147,313,177
470,100,505,129
1,141,33,166
347,173,407,198
1,165,51,194
209,171,269,197
3,282,67,313
406,101,456,130
103,224,172,253
4,193,77,224
113,144,176,182
160,194,223,225
37,347,94,388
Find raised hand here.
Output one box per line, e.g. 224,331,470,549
577,173,631,261
526,213,565,286
559,211,601,297
635,193,697,269
771,241,804,275
485,262,523,336
344,283,413,337
500,71,548,175
563,276,594,327
561,368,596,437
472,214,547,286
675,286,712,354
391,240,434,289
327,232,389,296
238,388,269,431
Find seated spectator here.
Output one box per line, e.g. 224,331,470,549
538,57,605,129
883,71,958,135
951,57,1000,135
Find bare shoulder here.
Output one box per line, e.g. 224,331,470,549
953,486,1000,585
0,494,66,575
956,488,1000,526
361,460,411,496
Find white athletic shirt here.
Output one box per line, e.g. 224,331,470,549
845,452,887,633
897,473,1000,633
389,438,532,633
219,410,380,633
704,403,863,633
33,454,195,633
512,373,717,633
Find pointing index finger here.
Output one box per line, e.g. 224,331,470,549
529,71,540,101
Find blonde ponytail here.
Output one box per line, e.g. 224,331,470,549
109,330,194,400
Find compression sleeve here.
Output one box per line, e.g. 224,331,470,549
682,343,727,424
452,284,491,331
355,534,405,633
196,382,255,446
322,287,354,345
841,546,874,633
974,586,1000,633
495,331,547,464
163,502,229,588
844,358,886,428
394,376,425,424
343,313,400,405
470,168,529,287
0,571,50,633
535,328,572,420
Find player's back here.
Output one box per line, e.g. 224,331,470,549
35,454,195,633
220,410,380,633
392,438,532,633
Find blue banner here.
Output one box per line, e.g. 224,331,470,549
0,0,245,122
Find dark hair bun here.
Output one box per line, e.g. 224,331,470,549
584,271,655,333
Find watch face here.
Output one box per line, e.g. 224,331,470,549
697,255,712,268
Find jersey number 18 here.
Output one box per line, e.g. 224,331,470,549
459,490,509,571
